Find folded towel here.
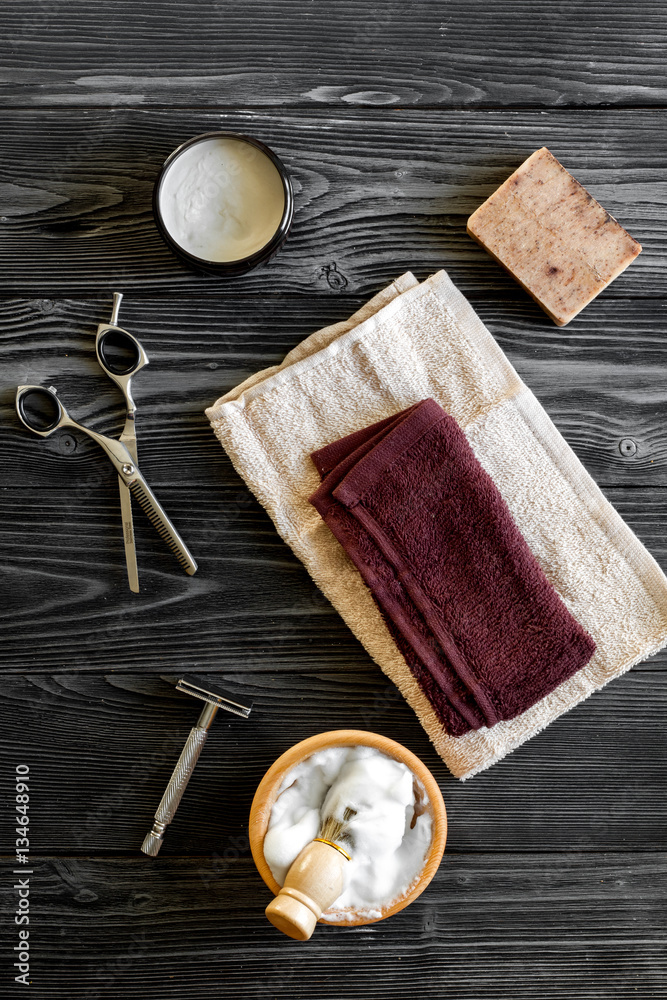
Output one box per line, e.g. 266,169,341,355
309,399,596,737
206,270,667,779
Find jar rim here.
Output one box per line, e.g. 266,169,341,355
152,131,294,274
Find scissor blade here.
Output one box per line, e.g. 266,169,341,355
119,420,138,465
127,473,197,576
118,476,140,593
118,417,140,592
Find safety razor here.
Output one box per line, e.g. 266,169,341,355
141,679,252,857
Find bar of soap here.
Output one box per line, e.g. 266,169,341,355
467,147,641,326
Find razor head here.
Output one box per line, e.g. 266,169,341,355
176,678,252,719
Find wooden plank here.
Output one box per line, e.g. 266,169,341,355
1,486,667,671
0,669,666,853
2,854,665,999
0,489,358,670
0,109,663,296
3,1,667,109
1,5,665,998
2,295,667,488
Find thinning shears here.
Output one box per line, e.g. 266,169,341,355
15,293,197,591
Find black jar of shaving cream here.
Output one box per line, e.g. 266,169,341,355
153,131,294,277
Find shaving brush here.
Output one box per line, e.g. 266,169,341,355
265,807,356,940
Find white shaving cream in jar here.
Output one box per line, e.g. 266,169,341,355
158,137,286,263
263,745,433,919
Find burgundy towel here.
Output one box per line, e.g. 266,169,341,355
309,399,596,737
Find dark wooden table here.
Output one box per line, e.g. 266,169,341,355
2,3,667,997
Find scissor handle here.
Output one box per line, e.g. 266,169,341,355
15,382,198,579
16,383,134,472
16,385,65,437
96,325,147,377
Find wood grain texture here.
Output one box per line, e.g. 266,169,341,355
2,296,667,490
0,669,666,855
3,0,667,109
3,4,667,996
1,854,665,999
2,486,667,671
2,286,666,670
0,109,663,296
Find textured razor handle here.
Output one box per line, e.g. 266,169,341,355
141,726,208,856
141,828,165,858
156,726,208,824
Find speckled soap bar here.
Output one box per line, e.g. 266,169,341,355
467,147,641,326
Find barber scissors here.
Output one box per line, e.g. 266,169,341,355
15,293,197,590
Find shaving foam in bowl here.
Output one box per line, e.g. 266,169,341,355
249,730,447,927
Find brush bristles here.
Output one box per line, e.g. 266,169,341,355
319,806,357,847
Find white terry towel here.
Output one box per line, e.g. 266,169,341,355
206,270,667,779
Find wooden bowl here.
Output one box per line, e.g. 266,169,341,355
249,729,447,927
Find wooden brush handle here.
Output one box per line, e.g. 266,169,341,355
265,840,348,940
